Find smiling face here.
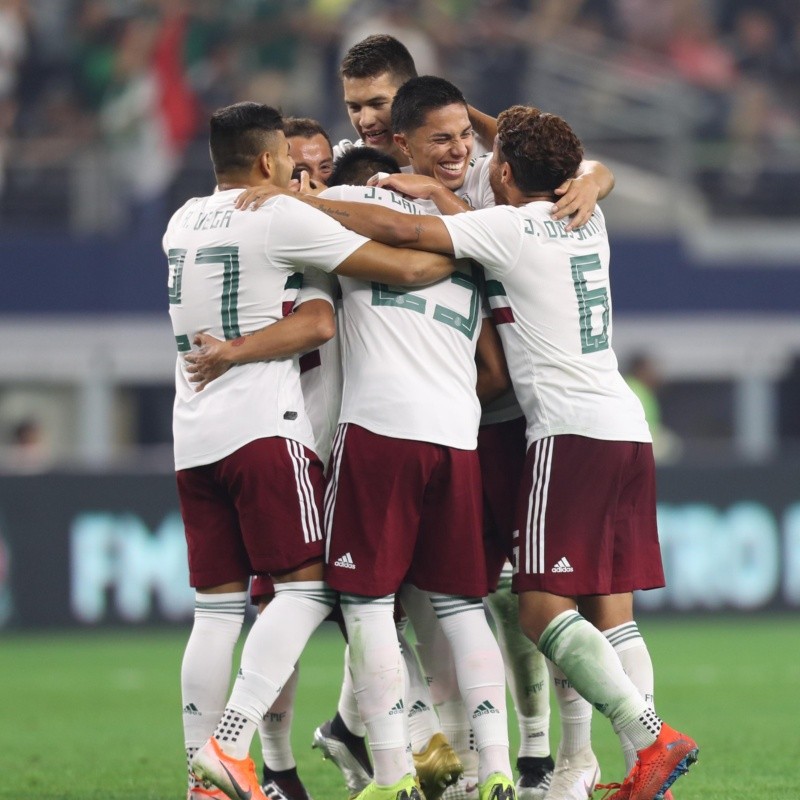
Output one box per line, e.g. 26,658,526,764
395,103,474,192
288,133,334,186
343,71,403,158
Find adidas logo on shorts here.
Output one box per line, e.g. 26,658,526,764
551,557,574,573
333,552,356,569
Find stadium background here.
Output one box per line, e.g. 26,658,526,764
1,2,799,622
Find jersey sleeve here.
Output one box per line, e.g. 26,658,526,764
269,195,370,274
441,206,523,278
297,267,337,307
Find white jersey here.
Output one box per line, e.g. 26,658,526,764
296,269,343,467
164,190,368,470
442,204,651,445
319,184,483,450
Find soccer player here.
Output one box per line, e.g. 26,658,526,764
333,33,498,167
252,104,701,800
285,116,335,189
170,101,456,800
309,176,516,800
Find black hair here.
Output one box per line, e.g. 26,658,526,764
209,102,283,175
391,75,468,135
328,146,401,187
340,34,417,85
283,116,332,151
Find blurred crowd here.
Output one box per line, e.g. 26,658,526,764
1,0,800,229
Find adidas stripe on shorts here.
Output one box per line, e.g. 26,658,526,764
511,434,665,596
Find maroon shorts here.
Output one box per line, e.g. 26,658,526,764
250,574,275,603
478,415,527,590
511,435,665,596
324,424,487,598
177,437,325,589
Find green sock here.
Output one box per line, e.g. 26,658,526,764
538,610,647,732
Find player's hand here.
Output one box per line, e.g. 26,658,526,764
235,184,287,210
551,172,601,231
370,172,442,200
184,333,232,391
296,170,327,196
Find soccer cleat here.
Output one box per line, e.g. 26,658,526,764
443,773,480,800
597,723,698,800
413,732,464,800
544,745,600,800
192,738,269,800
515,755,554,800
312,717,373,796
478,772,516,800
261,766,313,800
353,774,422,800
262,778,314,800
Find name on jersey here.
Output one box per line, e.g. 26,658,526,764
180,208,234,231
362,186,424,215
542,213,602,242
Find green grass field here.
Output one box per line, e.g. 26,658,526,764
2,616,798,800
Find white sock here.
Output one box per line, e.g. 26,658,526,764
338,645,367,737
604,621,655,770
538,611,654,748
437,700,477,775
181,591,246,783
429,593,511,784
400,585,476,771
485,580,551,759
342,593,412,785
398,628,441,752
219,581,336,758
547,659,592,757
259,666,299,771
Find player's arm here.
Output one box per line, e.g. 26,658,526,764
234,183,456,251
475,316,511,406
468,105,497,152
304,194,456,255
371,173,471,214
332,239,456,286
184,299,335,391
551,159,615,231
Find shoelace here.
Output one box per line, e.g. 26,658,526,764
595,779,635,800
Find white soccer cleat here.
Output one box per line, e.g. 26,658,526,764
544,745,600,800
442,773,480,800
